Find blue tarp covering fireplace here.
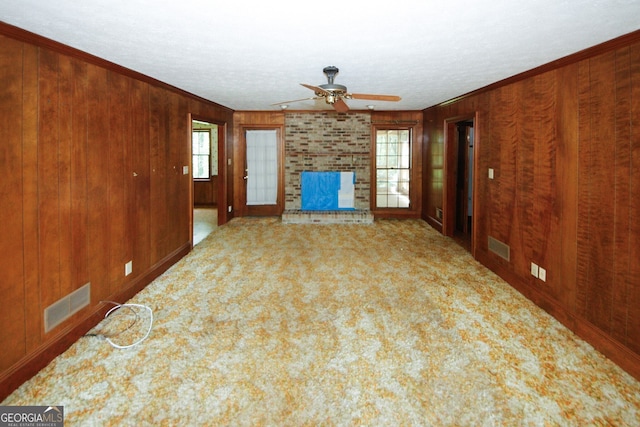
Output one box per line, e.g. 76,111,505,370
301,171,355,211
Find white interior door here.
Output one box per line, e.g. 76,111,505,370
244,129,280,214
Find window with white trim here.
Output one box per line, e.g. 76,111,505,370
192,129,211,179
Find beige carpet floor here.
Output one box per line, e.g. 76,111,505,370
3,218,640,425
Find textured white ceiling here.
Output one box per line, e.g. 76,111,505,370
1,1,639,111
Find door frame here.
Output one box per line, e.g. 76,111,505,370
443,112,478,256
371,124,418,216
239,124,285,216
189,114,227,234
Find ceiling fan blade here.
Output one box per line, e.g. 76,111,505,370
272,96,319,106
349,93,402,102
301,83,332,96
332,98,350,113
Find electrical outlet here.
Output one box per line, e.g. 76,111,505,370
125,260,133,276
228,206,232,213
182,165,189,175
530,262,539,278
488,168,495,179
539,267,546,282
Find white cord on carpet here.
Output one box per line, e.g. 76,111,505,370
100,301,153,349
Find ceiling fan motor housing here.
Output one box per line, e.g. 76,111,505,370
318,84,347,94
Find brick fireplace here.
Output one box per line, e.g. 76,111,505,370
284,111,371,210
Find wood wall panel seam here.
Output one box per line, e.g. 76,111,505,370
22,43,42,353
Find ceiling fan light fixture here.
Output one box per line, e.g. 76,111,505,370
326,94,335,104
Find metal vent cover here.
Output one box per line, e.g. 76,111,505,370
44,283,91,333
488,236,510,261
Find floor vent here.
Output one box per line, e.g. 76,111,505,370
45,283,91,333
488,236,510,261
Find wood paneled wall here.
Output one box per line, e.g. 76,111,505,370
194,177,218,206
422,33,640,379
0,30,233,398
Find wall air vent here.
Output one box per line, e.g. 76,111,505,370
488,236,510,261
44,282,91,333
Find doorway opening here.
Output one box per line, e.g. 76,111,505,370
191,116,224,245
444,115,475,253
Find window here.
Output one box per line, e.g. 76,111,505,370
192,129,211,179
375,128,411,208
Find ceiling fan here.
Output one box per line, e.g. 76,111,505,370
274,66,401,112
